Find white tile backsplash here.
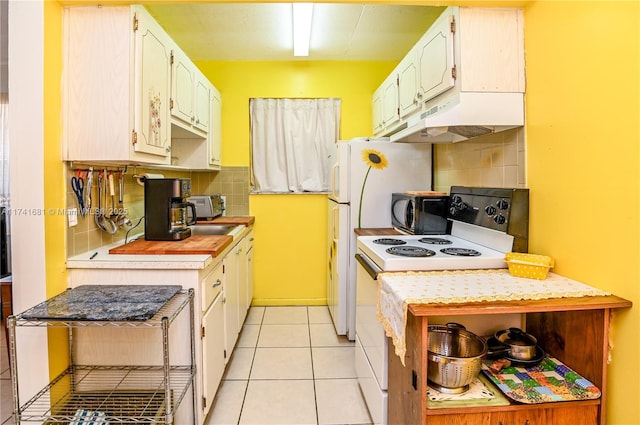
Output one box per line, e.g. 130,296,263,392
434,127,526,192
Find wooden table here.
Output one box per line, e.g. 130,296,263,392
388,295,632,425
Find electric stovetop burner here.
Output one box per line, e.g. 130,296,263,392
440,247,481,257
419,237,453,245
373,238,407,246
386,246,436,257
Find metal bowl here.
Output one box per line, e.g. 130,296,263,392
427,323,488,393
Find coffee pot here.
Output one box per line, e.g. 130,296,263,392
144,178,196,241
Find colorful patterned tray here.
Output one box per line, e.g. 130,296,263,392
481,356,601,404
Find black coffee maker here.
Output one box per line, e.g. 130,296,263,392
144,178,197,241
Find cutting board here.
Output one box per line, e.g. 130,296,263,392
197,216,255,225
405,191,448,196
109,235,233,256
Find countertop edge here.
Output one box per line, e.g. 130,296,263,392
66,223,253,270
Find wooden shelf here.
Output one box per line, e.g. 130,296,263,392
388,295,632,425
8,289,196,425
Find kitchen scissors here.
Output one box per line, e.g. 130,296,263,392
71,175,85,217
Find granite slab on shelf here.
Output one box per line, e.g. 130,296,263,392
19,285,182,321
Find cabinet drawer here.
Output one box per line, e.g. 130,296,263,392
201,264,223,311
427,405,598,425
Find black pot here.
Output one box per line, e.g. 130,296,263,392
493,327,538,361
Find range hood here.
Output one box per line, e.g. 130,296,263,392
390,91,524,143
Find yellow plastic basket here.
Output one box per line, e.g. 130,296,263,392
504,252,554,280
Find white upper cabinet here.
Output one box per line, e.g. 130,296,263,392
170,83,221,170
397,50,420,119
209,88,222,168
134,9,173,159
372,91,383,135
382,74,400,130
63,6,172,164
373,6,525,137
63,5,222,168
396,9,455,120
171,49,211,135
194,76,211,133
415,10,456,107
457,7,525,93
371,72,400,136
171,49,196,128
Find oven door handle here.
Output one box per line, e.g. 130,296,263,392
355,253,381,280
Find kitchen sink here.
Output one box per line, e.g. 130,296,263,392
190,224,243,236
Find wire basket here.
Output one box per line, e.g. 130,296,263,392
43,390,169,424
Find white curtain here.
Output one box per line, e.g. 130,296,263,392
250,98,340,193
0,93,8,208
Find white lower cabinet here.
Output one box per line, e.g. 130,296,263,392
245,230,255,312
223,231,254,362
201,263,225,416
223,244,241,362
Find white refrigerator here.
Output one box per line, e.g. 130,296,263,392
327,138,433,339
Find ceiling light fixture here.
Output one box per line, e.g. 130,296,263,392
292,3,313,57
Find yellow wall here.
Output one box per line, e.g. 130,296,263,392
44,0,70,380
196,61,394,304
522,2,639,424
197,61,395,166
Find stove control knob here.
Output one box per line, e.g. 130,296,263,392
497,199,510,210
449,195,467,216
485,205,497,216
494,214,507,225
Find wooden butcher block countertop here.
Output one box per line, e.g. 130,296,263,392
354,228,403,236
197,216,255,226
108,235,233,256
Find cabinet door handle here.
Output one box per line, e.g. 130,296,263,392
524,421,530,425
212,279,222,288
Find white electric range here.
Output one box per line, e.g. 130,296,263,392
354,186,530,425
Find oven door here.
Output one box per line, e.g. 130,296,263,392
355,252,388,425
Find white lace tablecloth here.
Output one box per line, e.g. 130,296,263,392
376,269,610,365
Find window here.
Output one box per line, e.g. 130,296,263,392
249,98,340,193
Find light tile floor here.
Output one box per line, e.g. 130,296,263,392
0,306,372,425
204,306,373,425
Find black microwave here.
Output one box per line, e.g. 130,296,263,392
391,193,450,235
